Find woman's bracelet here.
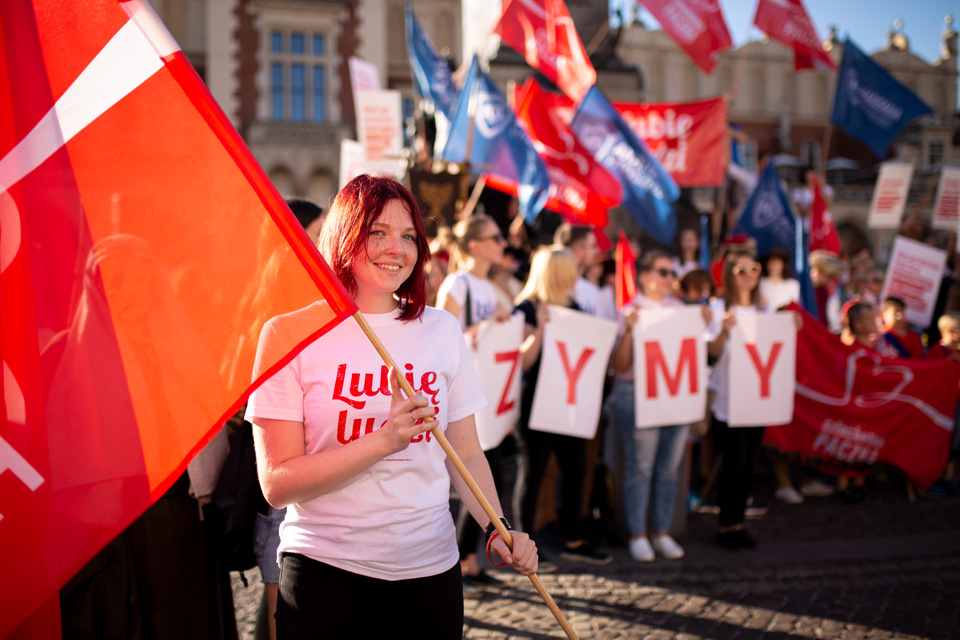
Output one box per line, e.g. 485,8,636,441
483,516,513,546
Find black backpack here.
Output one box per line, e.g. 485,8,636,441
204,419,268,586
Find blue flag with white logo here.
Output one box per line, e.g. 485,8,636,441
570,86,679,246
441,56,549,223
831,39,932,158
405,2,458,119
736,161,818,319
736,161,795,257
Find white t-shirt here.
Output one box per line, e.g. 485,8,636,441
574,277,601,317
759,277,800,311
793,184,834,234
708,303,765,423
436,271,499,329
245,305,487,581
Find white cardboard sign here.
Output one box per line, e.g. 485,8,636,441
932,166,960,230
355,89,403,162
632,306,708,429
881,236,948,329
867,162,913,229
471,314,524,451
348,56,381,98
339,139,366,189
728,313,797,427
529,306,618,438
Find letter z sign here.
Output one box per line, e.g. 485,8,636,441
634,306,708,428
471,313,525,451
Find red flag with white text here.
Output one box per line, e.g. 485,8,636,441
763,306,958,489
637,0,732,74
494,0,596,102
487,79,621,229
0,1,356,635
809,178,843,254
615,231,638,312
614,96,728,187
753,0,836,71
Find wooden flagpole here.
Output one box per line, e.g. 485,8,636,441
351,311,580,640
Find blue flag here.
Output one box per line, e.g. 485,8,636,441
736,161,795,257
830,39,932,158
570,86,679,246
405,2,459,119
441,57,549,223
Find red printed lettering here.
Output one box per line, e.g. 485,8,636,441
349,367,390,398
556,342,595,404
337,409,377,444
333,363,366,409
644,338,698,398
494,350,521,415
745,342,783,399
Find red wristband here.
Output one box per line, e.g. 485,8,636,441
484,530,509,567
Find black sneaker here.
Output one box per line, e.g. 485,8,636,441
560,541,612,566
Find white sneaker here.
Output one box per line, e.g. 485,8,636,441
652,534,685,560
800,479,836,497
629,536,655,562
775,486,804,504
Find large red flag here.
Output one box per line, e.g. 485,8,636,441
0,1,356,634
764,306,959,489
809,178,843,254
494,0,596,102
638,0,732,74
615,231,638,312
753,0,836,71
486,79,621,229
614,96,728,187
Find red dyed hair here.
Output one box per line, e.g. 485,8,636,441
319,174,431,321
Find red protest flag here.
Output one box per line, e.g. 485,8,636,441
494,0,596,103
809,178,843,254
615,231,638,312
486,78,620,228
764,305,959,489
753,0,836,71
637,0,732,74
0,1,356,635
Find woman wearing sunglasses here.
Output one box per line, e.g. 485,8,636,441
436,213,514,594
708,251,799,550
608,251,709,562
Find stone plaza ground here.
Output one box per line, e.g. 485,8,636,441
232,474,960,639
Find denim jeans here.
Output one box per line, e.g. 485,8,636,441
606,378,689,535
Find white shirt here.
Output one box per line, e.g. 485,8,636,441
436,271,499,329
574,277,601,317
246,305,486,581
759,277,800,311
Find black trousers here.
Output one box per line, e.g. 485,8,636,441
277,554,463,639
712,416,765,528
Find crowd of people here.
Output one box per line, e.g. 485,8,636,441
58,173,960,639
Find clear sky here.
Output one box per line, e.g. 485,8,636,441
611,0,956,67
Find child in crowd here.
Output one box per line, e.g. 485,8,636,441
924,312,960,496
878,296,925,358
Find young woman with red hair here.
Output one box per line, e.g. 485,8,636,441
245,175,537,638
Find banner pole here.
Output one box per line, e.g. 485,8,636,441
819,125,833,179
351,310,580,640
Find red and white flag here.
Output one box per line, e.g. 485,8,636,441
753,0,836,71
0,1,356,635
494,0,596,102
487,79,620,229
764,305,959,489
638,0,732,74
809,177,843,254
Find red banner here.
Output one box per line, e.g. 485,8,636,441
0,2,356,634
487,79,620,228
615,230,637,312
494,0,596,102
638,0,732,74
614,97,728,187
764,306,959,489
753,0,836,71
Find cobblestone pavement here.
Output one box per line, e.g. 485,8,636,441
232,477,960,640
